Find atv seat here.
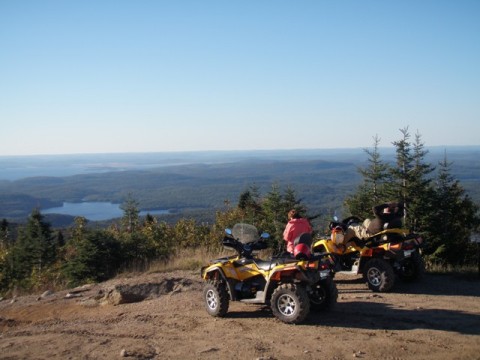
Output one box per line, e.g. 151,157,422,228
383,217,403,229
254,260,278,271
269,254,302,266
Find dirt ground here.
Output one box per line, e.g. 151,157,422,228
1,270,479,360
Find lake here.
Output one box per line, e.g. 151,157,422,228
43,202,169,221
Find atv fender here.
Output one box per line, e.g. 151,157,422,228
262,265,320,304
202,266,235,300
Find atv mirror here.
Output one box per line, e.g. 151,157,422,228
225,228,232,235
333,216,338,222
261,232,270,239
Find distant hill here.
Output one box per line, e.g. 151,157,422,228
0,147,479,226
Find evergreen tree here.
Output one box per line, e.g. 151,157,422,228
423,154,480,265
260,184,286,248
237,185,262,223
56,230,65,248
258,184,309,251
407,131,435,230
118,196,150,266
0,219,11,249
389,128,434,229
120,195,140,233
0,219,11,294
11,209,56,281
63,229,122,285
345,135,390,219
389,127,414,211
283,186,307,216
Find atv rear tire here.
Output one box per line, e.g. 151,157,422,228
363,258,395,292
309,278,338,311
399,252,425,282
203,280,229,317
271,283,310,324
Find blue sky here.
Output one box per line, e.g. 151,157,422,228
1,0,479,156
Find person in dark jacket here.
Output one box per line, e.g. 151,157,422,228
344,202,404,243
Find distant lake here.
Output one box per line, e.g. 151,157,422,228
43,202,169,221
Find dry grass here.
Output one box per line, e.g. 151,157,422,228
145,246,276,274
146,247,226,273
426,262,480,279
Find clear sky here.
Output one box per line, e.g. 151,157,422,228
1,0,479,156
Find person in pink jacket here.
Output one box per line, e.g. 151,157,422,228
283,209,312,254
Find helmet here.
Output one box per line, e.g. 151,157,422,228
293,243,311,260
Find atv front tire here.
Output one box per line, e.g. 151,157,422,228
309,278,338,311
271,283,310,324
203,280,229,317
363,258,395,292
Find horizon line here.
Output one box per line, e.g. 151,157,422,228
1,145,479,158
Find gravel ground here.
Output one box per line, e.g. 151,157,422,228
1,270,479,360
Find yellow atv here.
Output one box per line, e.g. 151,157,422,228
312,217,424,292
201,223,337,324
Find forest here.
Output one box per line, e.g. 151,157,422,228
0,128,479,296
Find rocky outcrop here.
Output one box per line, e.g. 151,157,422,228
102,277,199,305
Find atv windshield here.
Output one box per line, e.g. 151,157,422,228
231,223,259,244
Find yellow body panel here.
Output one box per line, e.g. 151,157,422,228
313,237,360,256
313,228,411,256
233,263,267,280
202,256,317,283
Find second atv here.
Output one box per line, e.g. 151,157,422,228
312,216,424,292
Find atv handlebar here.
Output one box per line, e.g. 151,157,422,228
222,234,268,258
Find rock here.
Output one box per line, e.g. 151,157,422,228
102,278,194,305
119,347,156,358
78,299,99,308
65,293,82,299
104,286,146,306
37,290,54,301
198,347,219,354
69,284,93,294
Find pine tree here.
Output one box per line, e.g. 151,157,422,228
0,219,12,294
237,185,262,223
11,209,56,281
389,128,434,229
345,135,390,219
389,127,414,211
0,219,11,249
120,195,140,233
255,184,309,251
407,131,435,230
260,184,286,248
283,186,307,216
424,154,480,265
63,229,122,285
118,195,149,265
